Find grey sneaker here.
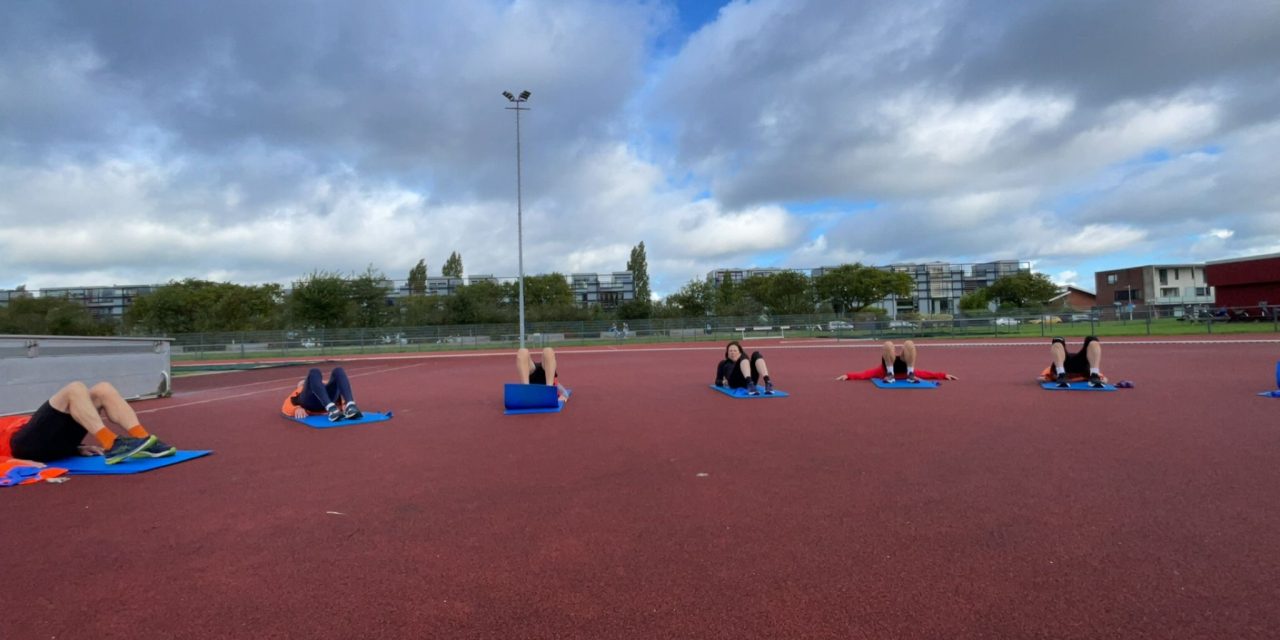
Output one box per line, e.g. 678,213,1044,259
343,402,363,420
105,435,158,465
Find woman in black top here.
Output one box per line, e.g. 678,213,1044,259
715,340,775,394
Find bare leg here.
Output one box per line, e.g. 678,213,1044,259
881,341,896,370
541,347,557,386
902,340,917,368
739,358,753,380
48,381,110,438
89,382,141,428
754,356,771,380
1086,341,1102,371
516,348,533,384
1051,342,1067,370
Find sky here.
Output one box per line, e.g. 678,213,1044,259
2,0,1278,297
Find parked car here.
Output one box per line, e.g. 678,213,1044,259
994,317,1020,326
1064,313,1093,322
1029,315,1062,324
827,320,855,330
888,320,918,330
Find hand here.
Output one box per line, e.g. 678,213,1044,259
945,374,959,381
717,378,726,386
835,374,848,381
77,444,104,456
293,407,308,419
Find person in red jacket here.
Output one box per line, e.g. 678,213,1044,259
0,381,175,468
835,340,958,383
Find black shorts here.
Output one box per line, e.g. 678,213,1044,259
9,401,87,462
884,356,908,376
529,362,560,386
1054,337,1098,376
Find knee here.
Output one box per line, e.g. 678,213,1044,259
306,369,323,382
750,351,764,361
331,366,346,377
541,347,554,359
882,341,895,350
517,348,530,358
62,381,90,398
903,340,915,349
88,381,118,397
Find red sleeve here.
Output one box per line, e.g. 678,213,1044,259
913,368,950,380
842,367,883,380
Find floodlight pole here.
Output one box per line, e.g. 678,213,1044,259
504,91,531,348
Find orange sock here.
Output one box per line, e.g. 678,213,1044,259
128,425,150,438
94,429,117,449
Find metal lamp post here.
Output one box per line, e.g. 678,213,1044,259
503,90,531,348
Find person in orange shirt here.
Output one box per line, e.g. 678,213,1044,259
281,367,362,421
0,381,175,468
1040,336,1106,388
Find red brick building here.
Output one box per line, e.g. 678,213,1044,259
1048,285,1096,310
1205,253,1280,310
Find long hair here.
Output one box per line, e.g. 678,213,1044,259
724,340,744,361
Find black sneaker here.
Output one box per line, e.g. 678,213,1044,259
327,405,343,422
1089,373,1104,388
907,372,919,383
137,436,177,458
343,402,363,420
1055,371,1069,388
883,374,896,384
764,379,775,395
105,435,158,465
746,383,760,396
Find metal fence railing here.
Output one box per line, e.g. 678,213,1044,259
165,306,1280,361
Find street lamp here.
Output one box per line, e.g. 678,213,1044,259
503,90,531,348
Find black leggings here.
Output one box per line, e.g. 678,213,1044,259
298,367,356,412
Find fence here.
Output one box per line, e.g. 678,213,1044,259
164,306,1280,361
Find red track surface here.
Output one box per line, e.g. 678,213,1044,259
4,338,1279,639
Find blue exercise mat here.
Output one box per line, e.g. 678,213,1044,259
504,383,572,415
708,384,790,398
45,450,213,475
289,411,394,429
1041,381,1116,392
1258,390,1280,398
871,378,939,389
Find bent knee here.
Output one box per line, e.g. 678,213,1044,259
88,381,117,397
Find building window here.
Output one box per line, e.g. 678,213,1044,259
1160,287,1179,297
1107,274,1117,285
1195,287,1210,297
1159,269,1168,285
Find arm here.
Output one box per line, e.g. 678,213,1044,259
836,367,883,381
914,368,958,381
715,360,730,386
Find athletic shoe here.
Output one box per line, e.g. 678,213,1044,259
883,374,896,384
343,402,363,420
906,373,919,383
746,383,760,396
1055,371,1069,388
104,435,157,465
1088,373,1104,388
136,436,177,458
327,405,343,422
764,379,775,394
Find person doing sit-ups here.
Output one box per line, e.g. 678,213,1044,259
835,340,958,383
0,381,176,468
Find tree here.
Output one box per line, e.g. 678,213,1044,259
713,275,762,317
983,272,1059,309
0,296,112,336
741,271,814,316
625,242,651,316
815,264,913,313
442,252,464,278
445,280,509,324
126,279,282,334
407,259,427,295
289,271,353,328
348,266,394,328
664,278,715,317
959,289,991,312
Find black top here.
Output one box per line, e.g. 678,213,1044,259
715,356,752,389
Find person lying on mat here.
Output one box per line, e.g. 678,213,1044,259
0,381,176,468
517,347,568,403
1040,336,1106,388
835,340,958,383
282,367,363,421
715,340,776,395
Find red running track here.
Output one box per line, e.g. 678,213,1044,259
3,338,1279,639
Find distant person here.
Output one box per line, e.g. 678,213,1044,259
517,347,568,403
282,367,362,421
0,381,176,467
1040,336,1106,388
715,340,776,395
835,340,957,383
